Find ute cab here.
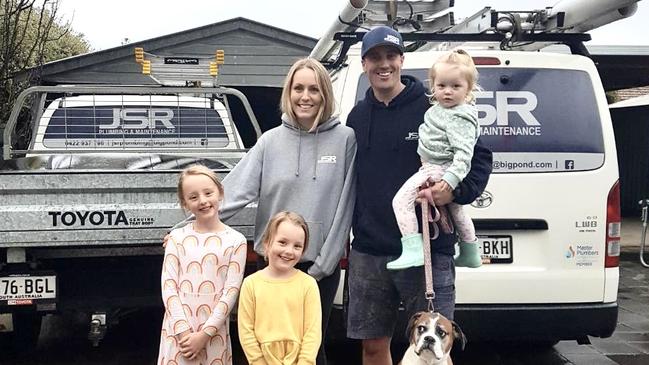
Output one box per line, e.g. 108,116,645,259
31,94,243,156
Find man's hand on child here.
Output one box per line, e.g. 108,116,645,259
162,233,171,248
418,180,453,206
437,180,453,193
179,331,210,360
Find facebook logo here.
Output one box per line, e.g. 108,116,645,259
565,160,575,170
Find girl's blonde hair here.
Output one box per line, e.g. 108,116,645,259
428,48,479,103
280,58,335,131
177,164,224,208
261,211,310,257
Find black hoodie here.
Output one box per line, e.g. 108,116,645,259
347,75,493,256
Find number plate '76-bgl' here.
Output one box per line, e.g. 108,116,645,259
0,274,56,305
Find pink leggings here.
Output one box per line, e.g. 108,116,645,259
392,162,476,242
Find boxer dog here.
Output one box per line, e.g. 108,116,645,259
399,311,466,365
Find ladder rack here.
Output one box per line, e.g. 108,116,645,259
134,47,225,87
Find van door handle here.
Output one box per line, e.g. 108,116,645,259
473,219,548,230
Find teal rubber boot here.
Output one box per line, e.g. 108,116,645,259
387,234,425,270
455,241,482,268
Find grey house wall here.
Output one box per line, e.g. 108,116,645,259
32,18,317,146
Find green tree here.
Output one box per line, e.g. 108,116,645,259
1,0,90,151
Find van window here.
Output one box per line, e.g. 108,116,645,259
355,68,605,173
42,105,229,149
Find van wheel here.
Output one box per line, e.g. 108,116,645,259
8,312,42,352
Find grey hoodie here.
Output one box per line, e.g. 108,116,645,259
219,114,356,280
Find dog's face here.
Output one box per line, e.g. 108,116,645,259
406,311,466,362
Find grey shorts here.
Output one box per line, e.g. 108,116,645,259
346,249,455,340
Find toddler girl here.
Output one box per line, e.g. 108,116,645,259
389,49,482,270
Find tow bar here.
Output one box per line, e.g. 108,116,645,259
88,312,107,347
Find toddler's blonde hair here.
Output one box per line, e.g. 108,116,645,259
428,48,479,104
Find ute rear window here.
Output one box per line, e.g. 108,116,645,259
42,105,229,149
355,68,605,173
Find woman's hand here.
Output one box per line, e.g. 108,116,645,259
162,233,171,248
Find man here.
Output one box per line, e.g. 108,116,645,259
345,26,492,365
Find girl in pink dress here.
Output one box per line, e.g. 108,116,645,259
157,165,246,365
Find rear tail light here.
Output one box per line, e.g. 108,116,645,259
339,256,349,270
605,180,621,268
339,239,351,270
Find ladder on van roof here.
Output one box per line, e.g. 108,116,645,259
316,0,639,69
133,47,225,87
322,30,591,70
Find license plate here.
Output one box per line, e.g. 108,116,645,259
0,274,56,304
478,235,513,264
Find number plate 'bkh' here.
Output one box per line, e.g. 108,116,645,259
478,235,513,264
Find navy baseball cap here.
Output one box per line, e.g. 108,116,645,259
361,26,405,58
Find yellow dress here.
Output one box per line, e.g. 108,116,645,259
157,224,246,365
237,270,322,365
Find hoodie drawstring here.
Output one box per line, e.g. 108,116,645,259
283,113,339,180
295,128,302,176
313,126,320,180
392,104,401,150
366,107,374,150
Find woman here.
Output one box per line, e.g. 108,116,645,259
220,58,356,365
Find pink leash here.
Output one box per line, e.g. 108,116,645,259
422,201,436,312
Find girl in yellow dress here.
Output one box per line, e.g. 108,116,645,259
238,211,322,365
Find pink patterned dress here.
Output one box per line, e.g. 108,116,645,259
157,224,247,365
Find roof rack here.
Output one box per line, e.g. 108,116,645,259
323,31,591,70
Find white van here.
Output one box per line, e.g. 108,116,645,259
331,47,620,344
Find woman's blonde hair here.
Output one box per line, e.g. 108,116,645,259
177,164,224,208
428,48,479,103
261,211,310,257
280,58,335,131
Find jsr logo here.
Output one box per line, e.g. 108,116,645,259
475,91,542,136
99,108,175,130
405,132,418,141
318,156,337,164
